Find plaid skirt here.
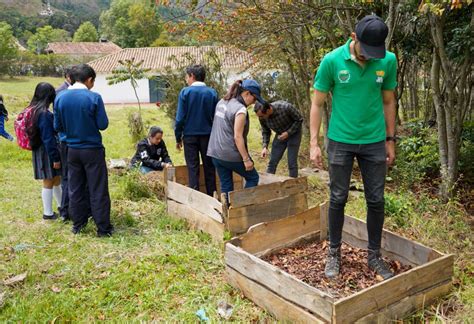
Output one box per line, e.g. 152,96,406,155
32,145,61,180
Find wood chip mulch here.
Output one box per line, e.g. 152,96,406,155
261,241,412,299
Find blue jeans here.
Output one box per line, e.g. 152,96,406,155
327,139,386,250
267,129,302,178
212,158,259,196
140,165,155,174
0,115,13,141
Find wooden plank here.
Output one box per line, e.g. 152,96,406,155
225,266,327,323
334,254,454,323
258,172,292,185
232,206,321,255
167,181,223,223
225,243,334,321
167,200,224,242
356,280,452,323
227,193,308,234
174,164,243,191
319,201,328,241
342,215,443,266
228,177,308,208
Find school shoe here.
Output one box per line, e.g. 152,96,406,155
324,246,341,279
368,249,394,280
43,212,58,220
97,231,113,238
71,224,86,235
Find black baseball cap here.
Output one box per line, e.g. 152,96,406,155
355,15,388,59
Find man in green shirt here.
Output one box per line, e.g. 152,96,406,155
310,15,397,280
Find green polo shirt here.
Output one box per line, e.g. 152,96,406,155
313,39,397,144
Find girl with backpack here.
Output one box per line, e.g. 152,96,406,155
27,83,62,220
0,95,14,142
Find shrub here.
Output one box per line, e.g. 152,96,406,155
384,193,412,228
392,121,439,187
118,170,152,201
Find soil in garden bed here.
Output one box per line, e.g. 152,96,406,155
262,241,412,299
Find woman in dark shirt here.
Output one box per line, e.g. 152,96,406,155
131,126,173,174
27,83,62,220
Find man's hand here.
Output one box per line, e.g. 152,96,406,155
261,147,268,158
277,131,289,141
310,145,323,169
53,162,61,169
244,159,254,171
164,163,173,169
385,141,396,166
176,142,183,151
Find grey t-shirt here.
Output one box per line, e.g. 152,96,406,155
207,98,249,162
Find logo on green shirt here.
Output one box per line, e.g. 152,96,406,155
338,70,351,83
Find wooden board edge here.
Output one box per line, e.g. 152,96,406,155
319,201,328,241
167,199,225,243
255,230,321,258
355,280,452,323
225,266,328,323
333,254,454,322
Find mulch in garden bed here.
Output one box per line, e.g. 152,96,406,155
262,241,412,299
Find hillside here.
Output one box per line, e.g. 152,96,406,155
0,0,110,16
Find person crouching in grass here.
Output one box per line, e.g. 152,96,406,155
130,126,173,174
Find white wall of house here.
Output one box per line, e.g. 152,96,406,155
92,74,150,104
93,70,259,104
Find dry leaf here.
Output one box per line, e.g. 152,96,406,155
98,314,106,320
4,272,27,286
375,275,384,282
98,271,110,279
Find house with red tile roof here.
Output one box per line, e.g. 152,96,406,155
87,46,254,104
45,41,122,62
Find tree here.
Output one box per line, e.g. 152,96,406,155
73,22,99,42
0,22,19,76
107,58,151,142
99,0,162,48
421,2,473,200
27,25,70,54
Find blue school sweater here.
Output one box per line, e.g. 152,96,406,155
37,111,60,163
174,83,218,142
54,88,108,149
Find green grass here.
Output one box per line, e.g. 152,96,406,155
0,77,472,321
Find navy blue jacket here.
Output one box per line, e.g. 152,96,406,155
54,89,109,149
37,110,60,163
174,84,218,142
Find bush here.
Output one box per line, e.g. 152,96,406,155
118,170,152,201
459,121,474,182
384,193,412,228
392,121,439,187
10,52,73,77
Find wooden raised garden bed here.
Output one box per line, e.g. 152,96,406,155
225,203,454,323
164,165,309,241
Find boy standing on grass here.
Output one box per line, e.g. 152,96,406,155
0,95,14,142
54,64,114,237
175,65,218,196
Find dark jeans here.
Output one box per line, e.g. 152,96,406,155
183,135,216,196
68,147,113,235
267,129,302,178
212,158,259,197
327,139,386,250
59,142,91,220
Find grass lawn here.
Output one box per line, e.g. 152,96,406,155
0,77,472,321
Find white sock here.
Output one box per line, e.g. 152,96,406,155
42,188,54,216
53,185,62,208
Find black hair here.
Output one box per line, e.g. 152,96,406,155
64,66,74,78
223,80,243,101
0,94,3,101
71,64,96,83
27,82,56,149
186,65,206,82
148,126,163,138
254,101,271,113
